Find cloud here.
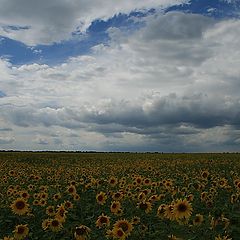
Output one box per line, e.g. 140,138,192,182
141,12,214,41
0,12,240,151
0,136,14,144
0,0,187,45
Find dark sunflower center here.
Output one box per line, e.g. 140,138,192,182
52,220,59,227
22,193,27,198
112,204,117,208
98,195,103,201
119,223,128,232
177,203,187,212
76,227,86,235
195,217,200,222
16,201,25,210
100,217,107,223
139,203,147,210
17,226,25,234
159,208,165,214
117,229,124,237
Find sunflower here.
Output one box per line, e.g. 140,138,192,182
131,216,140,225
110,201,121,214
109,176,118,187
201,170,209,179
42,218,51,230
46,205,55,216
96,191,107,205
230,194,237,204
9,170,16,176
67,185,77,195
53,193,61,201
173,199,193,220
164,204,175,221
149,194,159,203
28,184,35,191
137,201,152,213
135,176,142,185
201,192,207,201
113,219,133,237
74,225,91,240
96,213,110,228
138,192,146,202
40,192,48,200
143,178,151,186
73,193,81,201
64,200,73,209
3,237,14,240
215,235,232,240
39,199,47,206
186,194,194,202
112,227,126,239
39,185,48,192
10,198,29,215
33,199,39,206
168,234,182,240
157,204,166,219
193,214,204,226
56,204,67,223
219,178,228,188
13,224,29,240
112,192,123,201
49,218,63,232
20,190,30,200
140,224,148,233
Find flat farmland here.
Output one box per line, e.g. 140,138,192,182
0,152,239,240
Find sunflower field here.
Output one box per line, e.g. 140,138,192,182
0,152,239,240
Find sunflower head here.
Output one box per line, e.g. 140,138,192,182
110,201,121,213
11,198,29,216
96,192,107,205
13,224,29,240
49,218,63,232
113,219,133,236
74,225,91,239
193,214,204,226
112,227,126,239
173,199,193,220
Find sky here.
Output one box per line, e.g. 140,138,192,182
0,0,240,152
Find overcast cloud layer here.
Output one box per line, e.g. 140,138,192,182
0,1,240,152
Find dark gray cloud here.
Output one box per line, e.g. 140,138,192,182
1,93,240,134
0,127,12,131
75,93,240,130
142,12,214,41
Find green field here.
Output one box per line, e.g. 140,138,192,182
0,152,239,240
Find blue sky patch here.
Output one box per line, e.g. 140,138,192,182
0,1,239,66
